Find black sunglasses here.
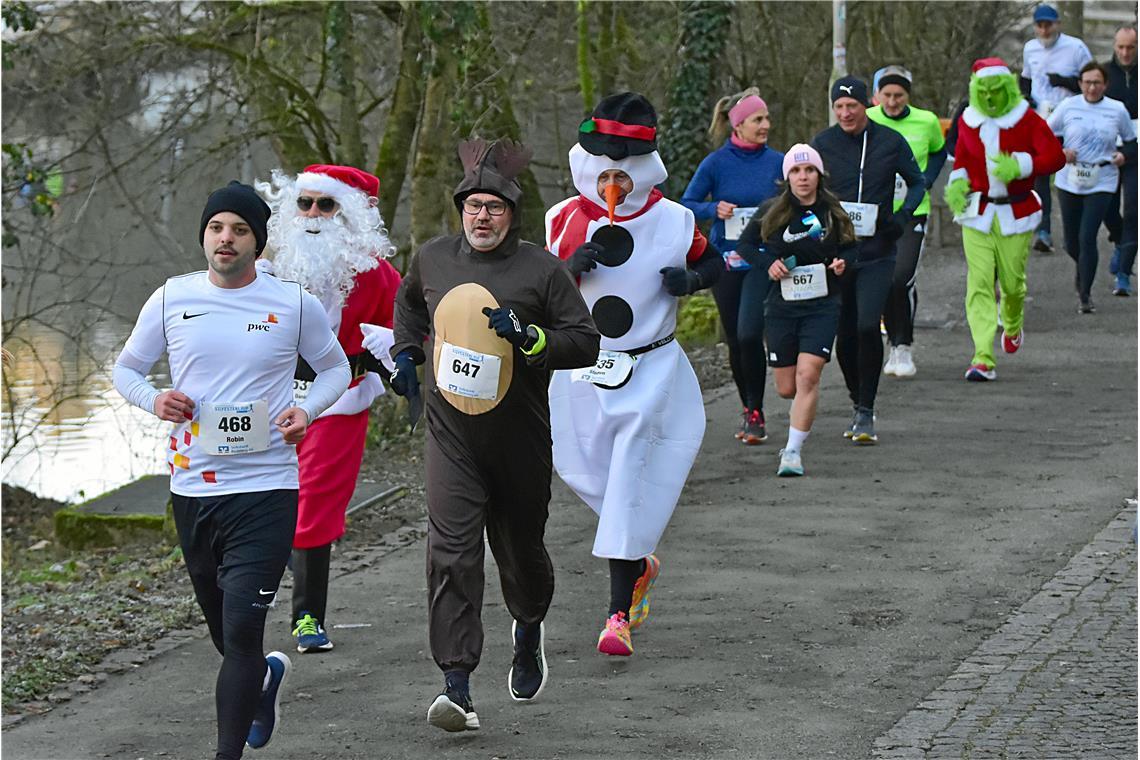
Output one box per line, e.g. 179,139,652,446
297,196,338,213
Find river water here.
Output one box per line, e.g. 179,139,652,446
2,315,170,503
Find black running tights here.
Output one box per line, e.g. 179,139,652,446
837,256,895,410
211,596,270,760
1058,189,1114,302
883,218,926,347
608,558,646,617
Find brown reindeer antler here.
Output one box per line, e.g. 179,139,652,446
489,139,533,181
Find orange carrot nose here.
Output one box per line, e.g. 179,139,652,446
604,183,622,225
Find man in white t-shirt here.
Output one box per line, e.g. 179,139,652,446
1020,3,1093,253
113,181,350,759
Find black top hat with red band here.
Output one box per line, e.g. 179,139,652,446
578,91,658,160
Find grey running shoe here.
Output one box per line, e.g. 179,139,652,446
842,406,858,438
741,408,767,444
850,407,877,445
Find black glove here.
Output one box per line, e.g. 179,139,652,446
659,266,701,296
1047,72,1064,87
389,351,419,398
567,241,604,276
481,306,534,350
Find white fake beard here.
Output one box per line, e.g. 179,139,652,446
270,216,379,308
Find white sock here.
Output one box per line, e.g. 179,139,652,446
786,426,809,453
262,661,272,692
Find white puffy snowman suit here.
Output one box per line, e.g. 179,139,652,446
546,144,706,560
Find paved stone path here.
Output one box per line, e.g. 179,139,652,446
873,505,1137,760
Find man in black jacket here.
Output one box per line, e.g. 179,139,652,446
812,76,924,444
1105,26,1138,295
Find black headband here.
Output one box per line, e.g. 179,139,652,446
878,74,912,93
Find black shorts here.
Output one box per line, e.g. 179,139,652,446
171,489,297,608
765,302,839,367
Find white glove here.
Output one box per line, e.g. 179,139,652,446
360,323,396,373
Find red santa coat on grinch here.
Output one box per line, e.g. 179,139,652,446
948,99,1066,235
295,260,401,548
546,144,708,561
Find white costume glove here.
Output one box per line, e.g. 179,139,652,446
360,323,396,373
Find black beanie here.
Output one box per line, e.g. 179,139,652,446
198,181,271,255
831,77,870,107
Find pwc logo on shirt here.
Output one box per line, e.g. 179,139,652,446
247,313,279,332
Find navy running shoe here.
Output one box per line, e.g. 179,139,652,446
247,651,290,749
293,612,334,653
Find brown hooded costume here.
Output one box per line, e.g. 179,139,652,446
391,139,599,675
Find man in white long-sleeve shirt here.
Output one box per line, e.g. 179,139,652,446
113,181,350,760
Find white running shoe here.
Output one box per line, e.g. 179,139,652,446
777,448,804,477
893,345,916,378
883,346,899,377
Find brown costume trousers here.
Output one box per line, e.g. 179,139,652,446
424,403,556,673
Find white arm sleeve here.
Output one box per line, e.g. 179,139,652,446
112,362,161,415
296,289,350,421
113,286,167,416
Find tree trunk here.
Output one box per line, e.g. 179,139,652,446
375,2,426,226
327,2,364,168
576,0,595,113
597,2,616,98
410,18,458,252
458,2,545,243
659,0,732,198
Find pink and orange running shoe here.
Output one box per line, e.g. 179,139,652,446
629,554,660,629
596,612,633,657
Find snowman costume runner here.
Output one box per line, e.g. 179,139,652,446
546,92,722,656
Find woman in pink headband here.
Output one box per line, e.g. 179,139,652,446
681,88,785,446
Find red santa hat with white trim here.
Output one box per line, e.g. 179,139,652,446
972,57,1011,79
294,164,380,200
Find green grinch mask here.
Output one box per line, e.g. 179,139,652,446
969,72,1022,118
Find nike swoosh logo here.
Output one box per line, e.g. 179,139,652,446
183,311,208,320
258,588,276,596
783,228,815,244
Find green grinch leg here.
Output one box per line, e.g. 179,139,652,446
995,229,1032,342
962,226,1001,369
963,220,1032,368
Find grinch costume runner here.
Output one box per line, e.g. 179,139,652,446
945,57,1065,381
546,92,722,657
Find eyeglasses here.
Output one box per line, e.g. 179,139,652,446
1080,79,1105,86
297,196,338,213
462,198,508,216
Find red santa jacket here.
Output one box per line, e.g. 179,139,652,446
313,259,401,417
338,260,400,358
949,100,1065,235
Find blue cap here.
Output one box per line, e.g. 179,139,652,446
1033,4,1059,22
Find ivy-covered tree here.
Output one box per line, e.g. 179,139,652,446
658,1,732,198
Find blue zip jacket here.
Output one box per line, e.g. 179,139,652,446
681,140,785,259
